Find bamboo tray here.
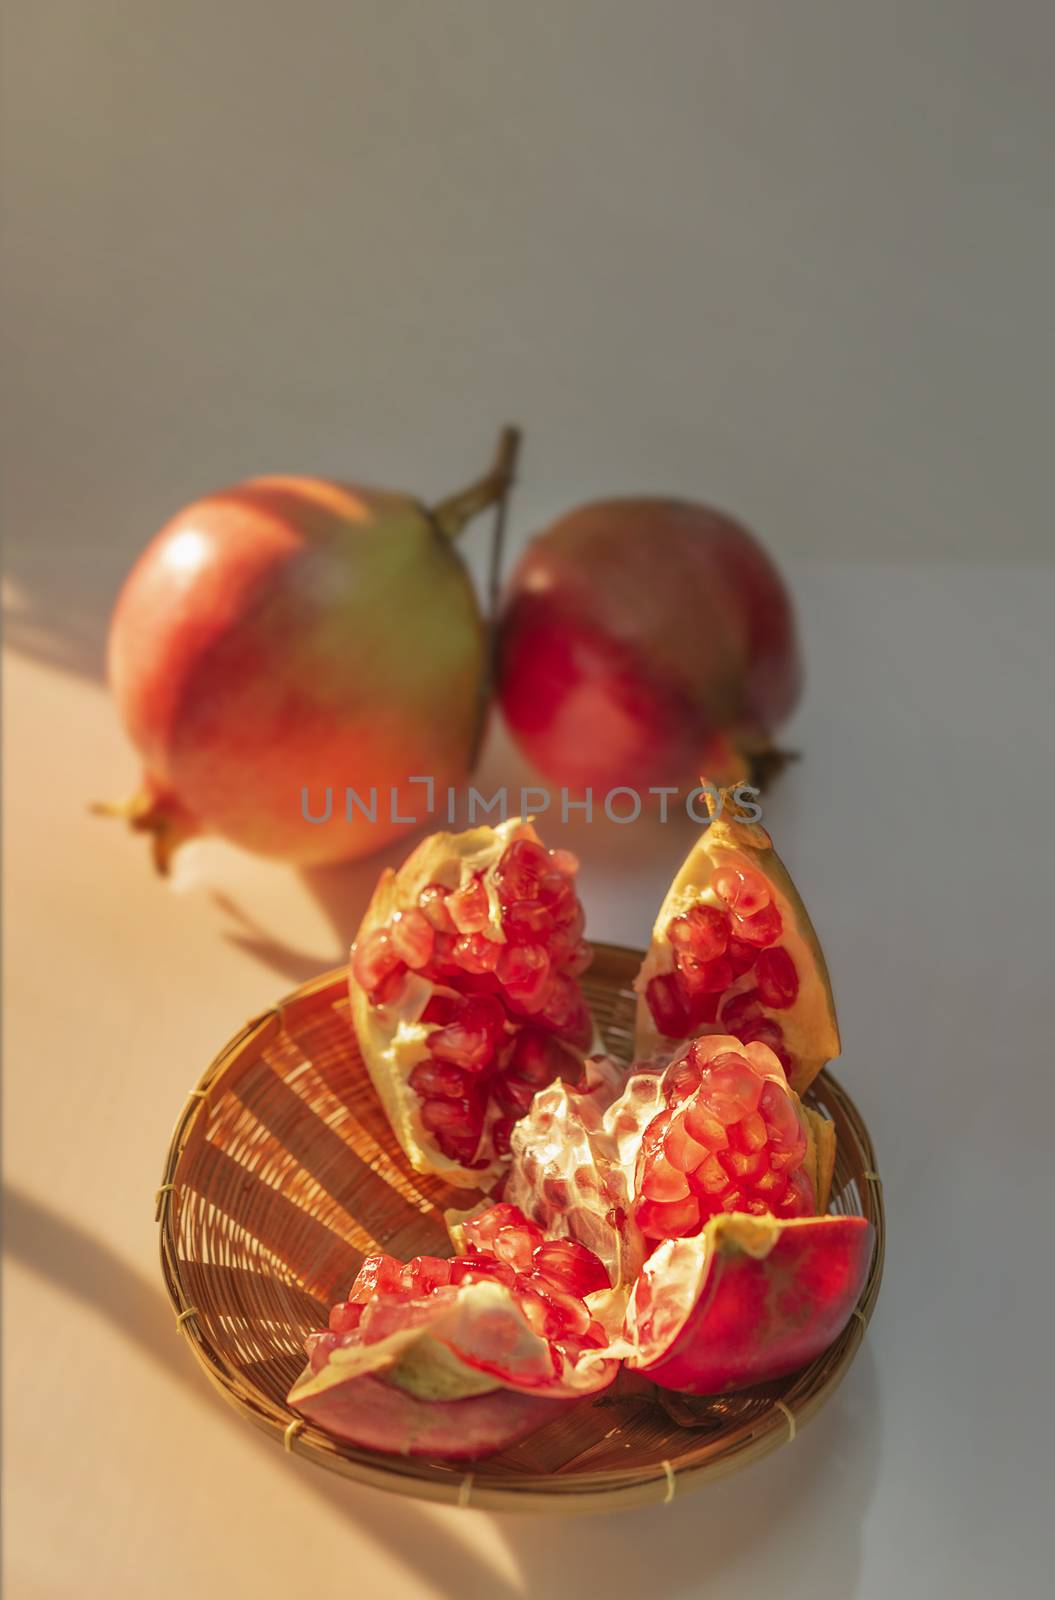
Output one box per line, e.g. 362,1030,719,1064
158,943,884,1514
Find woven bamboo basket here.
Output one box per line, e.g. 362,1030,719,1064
158,943,884,1514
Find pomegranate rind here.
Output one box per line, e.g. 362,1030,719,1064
350,817,587,1188
634,793,840,1092
289,1370,570,1461
289,1279,617,1424
624,1213,873,1394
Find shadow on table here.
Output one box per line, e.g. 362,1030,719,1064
493,1347,881,1599
3,1186,522,1600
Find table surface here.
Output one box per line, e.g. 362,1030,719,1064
4,561,1054,1599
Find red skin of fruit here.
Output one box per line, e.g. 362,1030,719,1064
633,1215,874,1395
291,1370,572,1461
107,478,485,865
497,499,801,791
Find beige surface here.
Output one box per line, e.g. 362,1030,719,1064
5,560,1054,1597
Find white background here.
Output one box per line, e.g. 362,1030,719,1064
4,4,1055,1596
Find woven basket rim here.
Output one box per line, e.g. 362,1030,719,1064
157,944,884,1514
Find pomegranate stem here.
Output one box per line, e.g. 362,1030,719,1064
431,426,521,540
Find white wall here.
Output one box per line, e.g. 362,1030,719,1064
4,1,1053,671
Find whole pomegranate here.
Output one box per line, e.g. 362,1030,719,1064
497,498,801,791
103,431,518,870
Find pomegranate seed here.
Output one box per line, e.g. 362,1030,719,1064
562,940,593,976
493,1222,545,1272
549,847,579,876
532,1239,610,1296
449,1253,517,1288
635,1194,702,1240
503,899,555,943
668,904,730,962
537,871,577,922
639,1154,691,1202
755,945,799,1008
350,1254,404,1299
496,942,551,1005
492,1073,538,1118
426,1023,495,1072
726,936,758,978
674,953,734,995
328,1300,363,1334
665,1053,702,1103
720,988,765,1036
421,994,461,1026
494,838,551,902
760,1080,808,1169
721,1146,769,1183
452,932,502,973
308,1330,340,1372
351,929,402,992
418,883,456,932
702,1057,763,1122
447,876,490,933
420,1096,481,1133
646,972,694,1037
734,1110,769,1152
663,1118,709,1172
711,864,771,915
538,974,591,1045
516,1276,591,1339
462,1204,531,1250
371,964,408,1005
682,1098,729,1149
694,1154,729,1195
389,907,435,969
492,1116,515,1156
401,1256,453,1293
507,1027,568,1085
408,1060,471,1099
733,901,783,947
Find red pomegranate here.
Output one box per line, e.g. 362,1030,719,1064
497,498,801,792
102,431,518,870
288,1206,617,1460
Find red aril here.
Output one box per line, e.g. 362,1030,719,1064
350,819,595,1187
496,498,801,793
102,432,518,871
635,786,840,1094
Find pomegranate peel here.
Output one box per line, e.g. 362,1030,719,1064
635,786,839,1093
103,431,519,871
350,818,594,1187
621,1212,874,1394
287,1371,568,1461
288,1224,619,1460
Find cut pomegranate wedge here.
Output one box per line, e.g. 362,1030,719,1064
622,1212,874,1394
287,1211,618,1460
629,1035,835,1245
350,819,594,1187
634,787,839,1093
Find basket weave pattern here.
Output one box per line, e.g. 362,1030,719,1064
158,944,884,1512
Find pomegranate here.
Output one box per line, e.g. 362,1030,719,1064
635,785,839,1092
349,818,595,1187
102,431,518,871
288,1207,617,1460
622,1211,874,1395
497,498,801,793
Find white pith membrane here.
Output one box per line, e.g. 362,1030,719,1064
633,799,840,1095
481,1033,837,1368
288,1279,618,1408
349,817,595,1188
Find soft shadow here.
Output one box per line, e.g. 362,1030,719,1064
493,1348,881,1600
3,1186,523,1600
